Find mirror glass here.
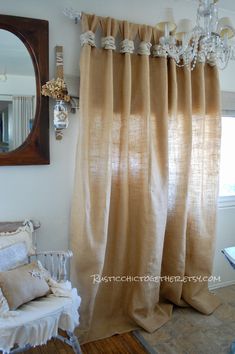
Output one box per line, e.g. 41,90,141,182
0,29,36,153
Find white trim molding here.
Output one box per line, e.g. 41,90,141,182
218,196,235,209
209,279,235,290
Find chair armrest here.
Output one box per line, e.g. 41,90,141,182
29,250,73,282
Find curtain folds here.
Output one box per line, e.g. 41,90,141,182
10,96,34,150
71,13,221,343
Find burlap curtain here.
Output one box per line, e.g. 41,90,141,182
70,13,221,343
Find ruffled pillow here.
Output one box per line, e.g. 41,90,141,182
0,221,35,255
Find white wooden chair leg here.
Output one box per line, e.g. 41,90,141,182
56,331,82,354
67,331,83,354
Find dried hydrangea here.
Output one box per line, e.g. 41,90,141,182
41,78,71,102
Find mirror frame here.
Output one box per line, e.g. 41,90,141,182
0,14,49,165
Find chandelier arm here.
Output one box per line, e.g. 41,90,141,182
157,0,235,70
217,46,231,70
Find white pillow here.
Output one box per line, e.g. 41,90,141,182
0,242,28,271
0,223,35,255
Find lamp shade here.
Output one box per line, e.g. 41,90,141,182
217,17,235,39
156,8,177,32
175,19,193,41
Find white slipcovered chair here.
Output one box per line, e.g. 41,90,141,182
0,220,82,354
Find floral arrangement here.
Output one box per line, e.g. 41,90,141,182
41,77,71,102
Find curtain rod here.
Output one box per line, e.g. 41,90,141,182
63,8,82,24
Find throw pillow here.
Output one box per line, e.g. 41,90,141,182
0,223,35,255
0,262,50,310
0,242,28,271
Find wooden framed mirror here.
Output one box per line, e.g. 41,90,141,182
0,14,49,165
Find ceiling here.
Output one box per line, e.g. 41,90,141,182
215,0,235,12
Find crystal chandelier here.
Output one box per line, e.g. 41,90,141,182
156,0,235,70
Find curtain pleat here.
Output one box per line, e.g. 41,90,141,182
70,13,221,343
10,96,34,150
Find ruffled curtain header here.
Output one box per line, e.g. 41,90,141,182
80,12,170,57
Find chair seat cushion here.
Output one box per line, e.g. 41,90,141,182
0,289,81,353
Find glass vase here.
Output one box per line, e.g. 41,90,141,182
53,100,69,131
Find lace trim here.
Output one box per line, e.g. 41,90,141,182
207,53,217,66
152,44,167,58
101,36,116,50
137,41,152,55
120,39,134,54
23,220,34,232
198,51,206,63
37,260,52,282
79,33,218,66
0,220,33,236
80,31,96,47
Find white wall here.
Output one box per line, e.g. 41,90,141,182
0,0,234,285
212,208,235,288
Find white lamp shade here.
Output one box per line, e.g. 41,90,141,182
175,19,193,41
217,17,235,39
156,8,177,32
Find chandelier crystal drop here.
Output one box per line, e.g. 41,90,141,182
156,0,235,70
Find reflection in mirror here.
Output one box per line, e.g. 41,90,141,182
0,30,36,153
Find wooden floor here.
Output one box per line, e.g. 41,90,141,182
23,332,148,354
81,332,148,354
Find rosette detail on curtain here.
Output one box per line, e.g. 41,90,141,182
71,13,221,343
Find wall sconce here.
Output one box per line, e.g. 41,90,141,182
0,68,7,82
41,46,78,140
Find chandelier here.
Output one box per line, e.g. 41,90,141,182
156,0,235,70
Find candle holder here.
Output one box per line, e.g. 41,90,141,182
53,100,69,140
41,46,79,140
41,77,71,140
